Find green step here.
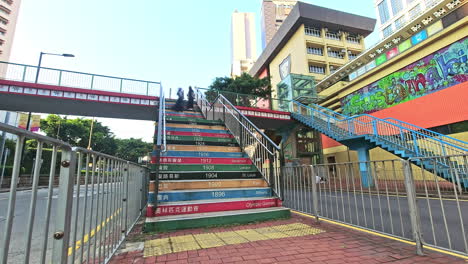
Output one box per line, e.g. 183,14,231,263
166,116,222,124
152,164,258,172
165,135,236,143
144,208,291,232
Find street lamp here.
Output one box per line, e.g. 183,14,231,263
26,52,75,131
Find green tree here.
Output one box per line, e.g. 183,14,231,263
40,115,117,154
115,138,152,163
207,73,271,106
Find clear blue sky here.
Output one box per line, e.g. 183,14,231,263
10,0,378,142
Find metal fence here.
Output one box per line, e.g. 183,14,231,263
0,122,148,264
0,61,161,96
282,155,468,256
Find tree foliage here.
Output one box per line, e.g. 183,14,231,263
39,115,151,162
207,73,271,105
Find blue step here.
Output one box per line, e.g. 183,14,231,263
149,188,272,202
159,151,247,158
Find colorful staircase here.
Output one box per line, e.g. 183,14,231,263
146,100,289,232
290,100,468,187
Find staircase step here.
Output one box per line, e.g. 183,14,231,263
159,151,247,158
144,207,291,232
165,127,229,134
154,164,258,172
153,179,268,191
166,111,204,117
150,187,272,202
165,131,233,138
166,116,222,125
156,157,252,165
159,124,226,131
164,145,240,152
153,197,280,217
156,171,263,180
165,135,236,143
165,141,238,147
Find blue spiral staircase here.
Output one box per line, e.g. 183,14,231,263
290,100,468,188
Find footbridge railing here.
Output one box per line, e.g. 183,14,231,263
0,122,148,264
291,100,468,186
0,61,161,96
195,88,283,199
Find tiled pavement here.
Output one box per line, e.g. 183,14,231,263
110,213,467,264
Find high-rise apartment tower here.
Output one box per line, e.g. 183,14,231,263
375,0,442,39
261,0,297,49
0,0,21,61
231,11,257,77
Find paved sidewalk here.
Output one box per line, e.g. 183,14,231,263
110,213,467,264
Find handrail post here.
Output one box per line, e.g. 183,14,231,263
90,75,94,90
372,119,378,136
411,132,420,155
52,148,77,264
402,160,424,255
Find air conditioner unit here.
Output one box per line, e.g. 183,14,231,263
327,47,332,51
341,49,346,53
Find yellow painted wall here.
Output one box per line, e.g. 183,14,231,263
269,24,308,99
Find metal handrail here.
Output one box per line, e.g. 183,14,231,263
0,121,148,264
196,88,280,151
0,60,161,96
195,88,282,199
292,100,468,153
291,99,468,172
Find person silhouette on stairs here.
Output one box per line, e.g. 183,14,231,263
173,88,185,112
187,86,195,110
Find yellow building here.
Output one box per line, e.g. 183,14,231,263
251,1,375,101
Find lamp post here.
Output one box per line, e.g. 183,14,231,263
25,52,75,131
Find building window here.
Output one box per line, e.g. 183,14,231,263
305,26,320,37
0,31,5,36
378,0,391,24
425,0,439,8
348,52,358,59
328,50,344,59
307,47,323,56
309,65,325,74
325,31,340,41
0,7,9,15
390,0,403,16
329,65,339,73
346,36,360,44
394,15,406,29
383,25,393,37
409,4,421,20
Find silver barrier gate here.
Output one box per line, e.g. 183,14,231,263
282,156,467,257
0,122,148,264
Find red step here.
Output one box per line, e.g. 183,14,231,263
152,198,281,217
155,157,252,164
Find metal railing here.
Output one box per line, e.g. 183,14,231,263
0,122,148,264
150,84,166,212
0,61,161,96
282,155,468,256
196,87,291,112
195,88,283,198
291,100,468,185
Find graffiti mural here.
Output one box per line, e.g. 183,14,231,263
341,37,468,116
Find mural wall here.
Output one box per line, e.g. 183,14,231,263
341,37,468,116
